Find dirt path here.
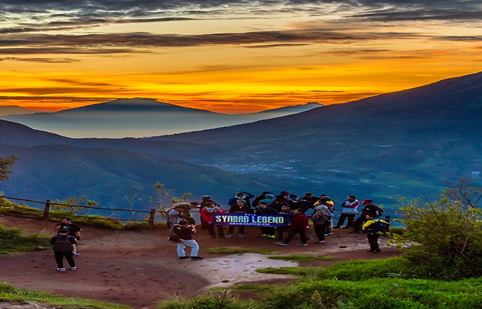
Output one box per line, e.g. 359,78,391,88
0,215,400,308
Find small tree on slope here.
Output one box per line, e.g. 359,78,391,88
0,156,16,181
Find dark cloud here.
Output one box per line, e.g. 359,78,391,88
352,9,482,22
434,35,482,41
0,87,128,95
0,47,140,55
46,79,117,87
0,0,480,27
0,17,196,34
0,96,108,104
244,43,310,48
0,29,420,52
0,57,78,63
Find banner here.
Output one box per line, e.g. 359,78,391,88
213,214,290,227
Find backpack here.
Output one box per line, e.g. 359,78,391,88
312,211,329,224
53,236,73,253
373,219,390,233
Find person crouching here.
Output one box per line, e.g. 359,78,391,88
51,228,77,272
173,219,203,260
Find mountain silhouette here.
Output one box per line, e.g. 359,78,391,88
0,105,38,117
3,98,321,138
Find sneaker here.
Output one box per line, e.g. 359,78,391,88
57,268,66,272
275,242,288,246
318,240,326,244
190,256,203,260
268,234,276,239
298,243,308,246
262,234,268,238
225,233,232,238
237,233,244,238
70,267,77,271
178,256,190,259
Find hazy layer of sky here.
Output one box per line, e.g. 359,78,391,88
0,0,481,113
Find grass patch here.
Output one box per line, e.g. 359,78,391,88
0,224,50,255
207,247,274,255
265,277,482,309
0,283,129,309
256,266,316,276
159,291,258,309
268,254,336,262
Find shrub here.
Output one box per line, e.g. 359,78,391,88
399,195,482,279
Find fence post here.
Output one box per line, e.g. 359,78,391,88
43,200,51,220
148,208,156,229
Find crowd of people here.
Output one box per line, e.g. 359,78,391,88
167,191,391,259
48,191,390,270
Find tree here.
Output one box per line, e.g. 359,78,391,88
0,156,16,181
444,178,482,208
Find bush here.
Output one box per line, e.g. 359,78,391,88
399,195,482,279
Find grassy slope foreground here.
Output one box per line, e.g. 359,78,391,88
0,283,128,309
161,258,482,309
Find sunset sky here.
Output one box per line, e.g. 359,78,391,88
0,0,481,113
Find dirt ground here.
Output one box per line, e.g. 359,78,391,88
0,214,400,309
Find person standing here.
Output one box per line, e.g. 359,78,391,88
362,214,390,253
199,202,225,238
51,228,77,272
173,219,203,259
335,195,360,228
55,218,81,255
226,200,248,238
312,205,331,243
276,204,292,241
276,208,309,246
256,201,278,239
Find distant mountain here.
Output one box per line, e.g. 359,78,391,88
3,98,322,138
0,105,37,117
153,71,482,204
1,72,481,211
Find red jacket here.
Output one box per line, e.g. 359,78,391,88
200,207,224,224
292,213,309,230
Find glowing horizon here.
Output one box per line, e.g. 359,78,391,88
0,1,481,114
